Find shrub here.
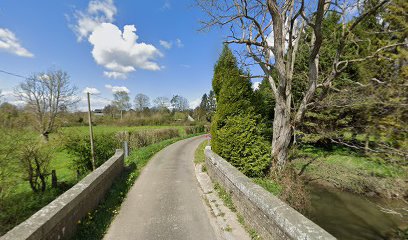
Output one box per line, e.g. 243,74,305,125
184,125,205,135
214,115,271,177
63,131,119,174
274,166,310,214
63,128,180,175
18,141,52,192
0,130,20,199
127,129,180,150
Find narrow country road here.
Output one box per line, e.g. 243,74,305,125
104,136,217,240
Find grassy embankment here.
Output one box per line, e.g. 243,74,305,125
249,146,407,201
292,146,408,199
75,133,203,239
0,125,187,236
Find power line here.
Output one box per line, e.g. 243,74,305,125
92,94,113,102
0,69,28,79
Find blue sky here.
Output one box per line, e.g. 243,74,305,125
0,0,234,110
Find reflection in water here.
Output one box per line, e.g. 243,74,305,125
307,185,408,240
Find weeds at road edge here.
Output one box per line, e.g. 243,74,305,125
213,182,262,240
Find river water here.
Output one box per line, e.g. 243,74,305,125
307,185,408,239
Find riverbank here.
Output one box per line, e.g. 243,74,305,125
293,146,408,200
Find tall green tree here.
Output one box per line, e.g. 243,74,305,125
254,77,275,140
199,0,401,171
292,5,407,162
211,45,270,177
195,90,217,122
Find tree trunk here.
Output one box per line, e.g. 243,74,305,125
41,132,49,142
51,170,57,188
364,134,370,155
271,102,292,172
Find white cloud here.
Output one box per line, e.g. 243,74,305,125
159,40,172,49
105,84,130,93
103,71,127,79
71,0,117,41
175,38,184,48
83,87,101,94
253,81,261,90
1,90,14,98
0,90,26,106
189,98,201,109
0,28,34,57
71,1,162,78
89,23,163,79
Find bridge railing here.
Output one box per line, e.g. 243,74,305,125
205,146,336,240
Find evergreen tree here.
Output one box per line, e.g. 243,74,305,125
254,77,275,141
291,6,407,162
211,45,255,124
211,45,270,177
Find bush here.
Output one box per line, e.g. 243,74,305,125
63,131,120,174
18,141,52,192
127,129,180,150
0,129,26,198
274,166,310,214
184,125,205,135
63,128,180,175
213,115,271,177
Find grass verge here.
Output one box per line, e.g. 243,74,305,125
252,178,282,196
292,146,408,198
74,134,200,240
194,140,208,164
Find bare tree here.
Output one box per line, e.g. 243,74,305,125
170,95,189,111
154,96,170,110
198,0,400,171
112,91,131,120
113,91,131,110
134,93,150,111
15,69,78,140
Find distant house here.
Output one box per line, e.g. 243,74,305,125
93,109,104,116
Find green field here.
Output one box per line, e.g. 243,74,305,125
0,125,192,236
59,125,186,135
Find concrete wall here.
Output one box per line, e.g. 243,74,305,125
1,149,125,240
205,147,336,240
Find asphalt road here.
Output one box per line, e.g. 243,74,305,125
104,136,217,240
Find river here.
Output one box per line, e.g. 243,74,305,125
307,185,408,240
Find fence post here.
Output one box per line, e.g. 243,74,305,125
123,141,129,158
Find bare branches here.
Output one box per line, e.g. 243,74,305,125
197,0,403,167
15,70,78,139
336,43,407,71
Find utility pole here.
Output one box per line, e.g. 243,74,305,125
87,92,96,170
